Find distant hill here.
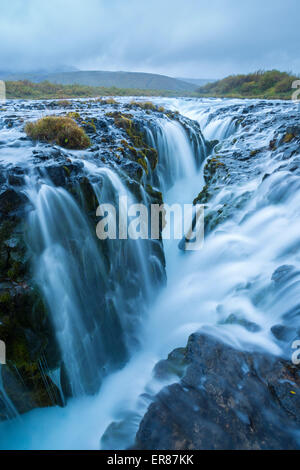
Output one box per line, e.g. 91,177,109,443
1,70,198,92
0,66,78,79
5,80,197,99
197,70,299,99
177,77,216,86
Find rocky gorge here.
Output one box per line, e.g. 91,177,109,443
0,96,300,450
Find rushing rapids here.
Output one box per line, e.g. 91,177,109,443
0,97,300,449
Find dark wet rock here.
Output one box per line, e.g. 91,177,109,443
78,177,99,214
136,333,300,450
0,362,63,418
46,165,67,186
222,313,261,333
271,324,296,342
207,140,219,153
8,173,25,187
33,147,63,161
262,172,270,182
101,412,139,450
154,348,187,381
0,280,62,418
0,186,61,419
0,189,25,216
272,265,297,285
120,161,143,181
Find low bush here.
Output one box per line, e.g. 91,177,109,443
25,116,90,149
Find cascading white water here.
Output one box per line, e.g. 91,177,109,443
88,165,155,302
144,118,197,192
23,160,165,398
0,366,19,421
150,97,245,141
1,97,300,450
82,163,164,337
0,104,205,449
26,181,109,396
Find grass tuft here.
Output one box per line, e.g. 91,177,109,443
25,116,90,149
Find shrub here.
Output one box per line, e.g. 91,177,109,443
197,70,298,99
96,98,117,105
129,101,158,111
25,116,91,149
241,81,257,93
58,100,71,107
274,77,294,93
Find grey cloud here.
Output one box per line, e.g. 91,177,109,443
0,0,299,78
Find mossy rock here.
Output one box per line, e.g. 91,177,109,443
193,185,210,205
58,100,71,108
0,286,51,365
0,220,28,282
25,116,91,150
146,184,163,205
128,101,161,112
206,139,219,153
81,119,97,134
96,98,117,105
144,147,158,171
283,133,295,143
137,157,148,174
66,111,81,121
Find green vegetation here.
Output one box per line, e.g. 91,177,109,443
96,97,117,105
6,80,197,100
106,111,158,173
128,101,165,112
25,116,91,149
197,70,299,99
6,71,299,100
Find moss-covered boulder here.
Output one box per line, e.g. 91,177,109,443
106,112,158,174
25,116,90,150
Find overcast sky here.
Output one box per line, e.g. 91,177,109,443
0,0,299,79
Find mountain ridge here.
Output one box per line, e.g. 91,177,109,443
0,70,198,92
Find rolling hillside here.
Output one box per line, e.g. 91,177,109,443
1,70,198,92
197,70,299,99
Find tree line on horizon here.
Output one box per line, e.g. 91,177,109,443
197,70,299,99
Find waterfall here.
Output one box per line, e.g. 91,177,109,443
23,158,167,397
152,97,242,141
89,165,156,301
25,182,111,395
0,366,19,421
2,97,300,450
144,118,199,192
